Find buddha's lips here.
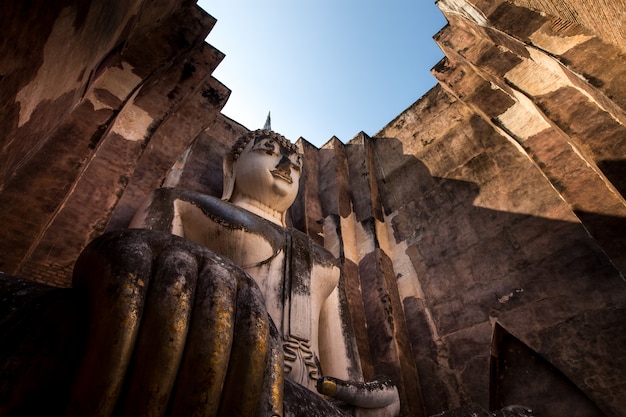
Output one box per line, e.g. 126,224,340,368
271,170,293,184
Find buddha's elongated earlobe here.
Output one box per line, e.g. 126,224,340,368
221,153,236,201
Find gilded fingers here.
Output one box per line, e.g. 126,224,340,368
168,260,238,417
116,248,199,416
68,232,153,417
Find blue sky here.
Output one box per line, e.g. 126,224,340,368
197,1,447,147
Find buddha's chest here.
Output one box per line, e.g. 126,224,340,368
176,205,324,327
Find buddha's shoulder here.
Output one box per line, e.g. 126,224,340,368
151,187,220,206
150,188,339,268
154,188,284,238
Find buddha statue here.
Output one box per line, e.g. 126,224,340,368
130,130,351,390
131,130,400,415
0,130,399,416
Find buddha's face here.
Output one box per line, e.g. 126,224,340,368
232,136,302,212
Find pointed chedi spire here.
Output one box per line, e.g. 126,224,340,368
263,111,271,130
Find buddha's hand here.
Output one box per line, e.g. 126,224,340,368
68,229,283,417
317,375,400,417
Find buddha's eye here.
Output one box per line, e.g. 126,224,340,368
252,139,278,155
263,140,277,154
291,157,302,172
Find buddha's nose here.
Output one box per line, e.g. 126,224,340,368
276,155,291,173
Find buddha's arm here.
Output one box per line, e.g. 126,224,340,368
316,271,400,416
317,285,355,381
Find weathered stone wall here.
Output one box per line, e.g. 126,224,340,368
435,0,626,275
359,1,626,415
0,0,231,286
511,0,626,52
373,85,625,416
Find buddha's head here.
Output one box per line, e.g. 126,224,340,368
222,129,303,226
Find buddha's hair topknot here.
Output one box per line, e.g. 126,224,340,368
230,129,299,160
